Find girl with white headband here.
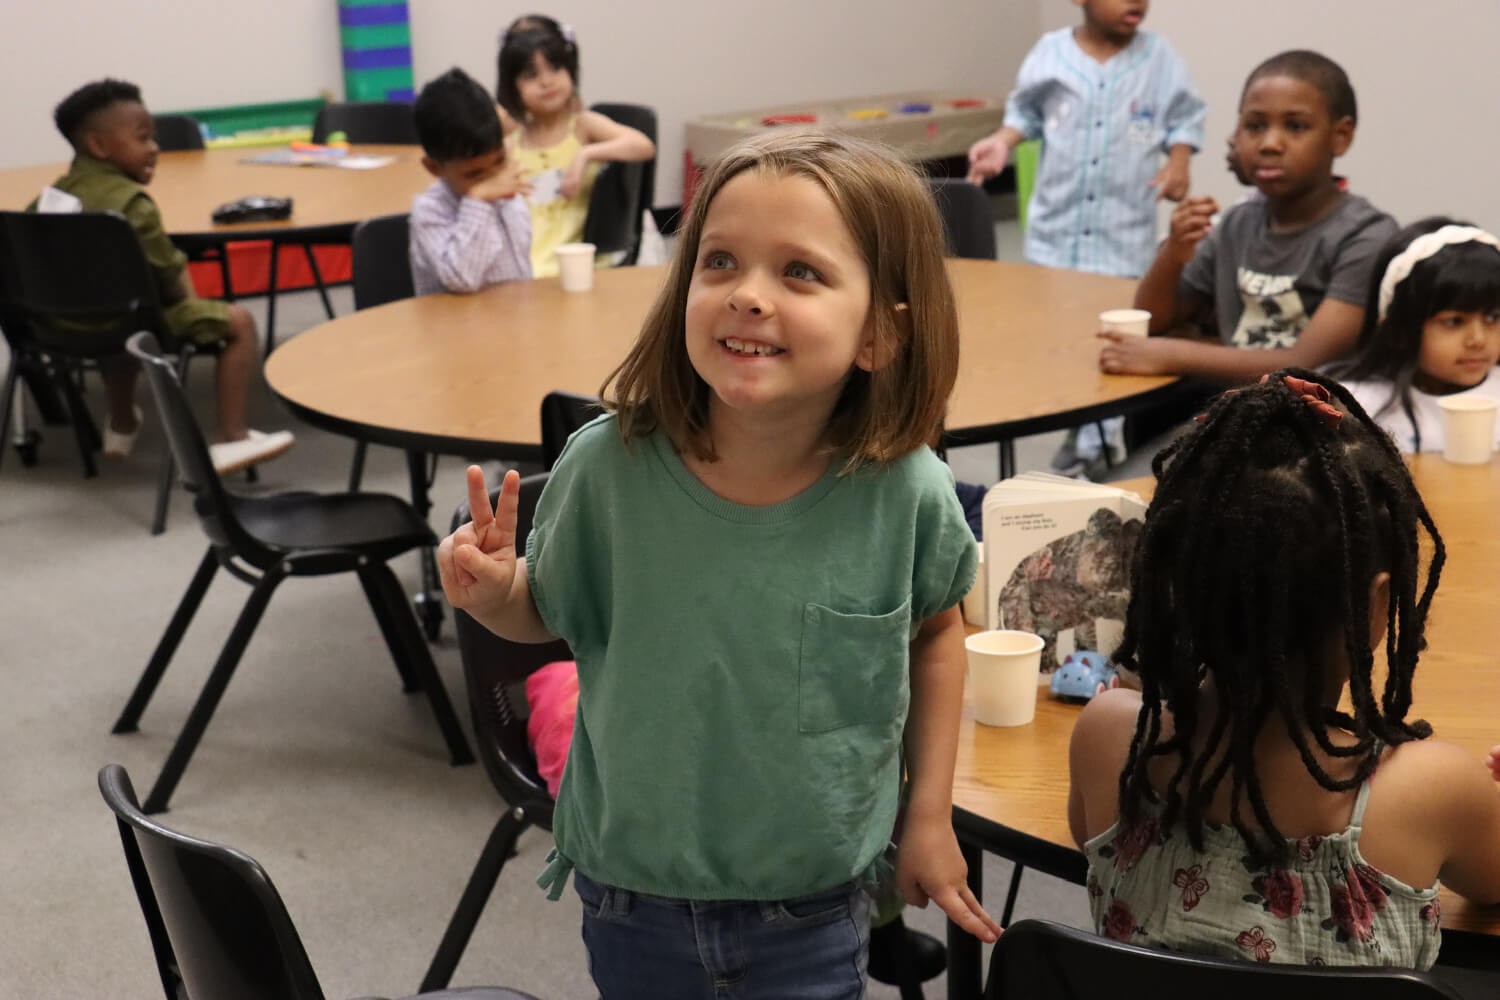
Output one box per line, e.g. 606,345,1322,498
1334,216,1500,453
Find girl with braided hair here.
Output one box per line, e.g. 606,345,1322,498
1067,368,1500,969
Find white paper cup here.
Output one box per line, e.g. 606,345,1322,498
966,630,1045,727
1100,308,1151,337
554,242,597,292
1438,395,1498,464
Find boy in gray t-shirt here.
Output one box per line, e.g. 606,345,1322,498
1101,50,1396,384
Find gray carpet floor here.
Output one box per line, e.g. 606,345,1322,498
0,229,1097,998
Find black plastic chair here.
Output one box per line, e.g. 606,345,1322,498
582,103,657,265
112,331,474,814
927,177,997,260
539,391,599,470
0,210,211,534
985,919,1463,1000
151,114,205,151
312,101,419,145
99,764,538,1000
421,473,572,992
346,213,415,491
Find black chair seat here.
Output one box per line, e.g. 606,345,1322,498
114,332,473,814
228,491,434,562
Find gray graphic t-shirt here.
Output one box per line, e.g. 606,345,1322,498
1180,193,1395,349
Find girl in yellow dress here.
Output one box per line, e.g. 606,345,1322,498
496,15,655,278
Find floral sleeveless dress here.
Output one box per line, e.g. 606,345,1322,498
1084,778,1441,968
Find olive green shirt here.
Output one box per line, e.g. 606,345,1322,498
528,416,978,900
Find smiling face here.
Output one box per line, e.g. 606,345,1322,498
82,100,159,184
684,169,878,433
1414,308,1500,393
1231,74,1351,204
516,51,575,118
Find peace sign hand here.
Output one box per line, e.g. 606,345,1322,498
437,466,522,621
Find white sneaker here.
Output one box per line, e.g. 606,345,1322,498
209,429,296,474
102,406,143,459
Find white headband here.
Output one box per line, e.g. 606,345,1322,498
1377,225,1500,322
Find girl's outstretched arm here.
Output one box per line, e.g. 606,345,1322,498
898,606,1002,942
436,466,555,643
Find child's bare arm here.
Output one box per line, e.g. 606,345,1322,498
578,110,655,163
1101,297,1364,382
1149,143,1193,202
1431,741,1500,904
898,606,1002,942
1132,196,1216,335
437,466,555,643
965,126,1025,185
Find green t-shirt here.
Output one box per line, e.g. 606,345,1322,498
528,416,978,900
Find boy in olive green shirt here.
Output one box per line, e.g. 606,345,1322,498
36,79,293,472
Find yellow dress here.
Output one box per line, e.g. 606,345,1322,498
509,117,602,278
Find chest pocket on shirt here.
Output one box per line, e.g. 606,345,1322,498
798,599,911,733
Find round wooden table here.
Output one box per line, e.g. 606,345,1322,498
0,145,429,237
263,258,1179,463
1,145,430,343
945,455,1500,997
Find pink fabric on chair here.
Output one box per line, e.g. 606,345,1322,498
525,660,579,798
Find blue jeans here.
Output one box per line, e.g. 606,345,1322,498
575,871,870,999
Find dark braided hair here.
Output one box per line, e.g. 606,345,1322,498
1115,368,1444,865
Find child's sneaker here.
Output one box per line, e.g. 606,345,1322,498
209,429,296,475
102,406,143,459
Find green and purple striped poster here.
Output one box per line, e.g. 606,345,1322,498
338,0,414,101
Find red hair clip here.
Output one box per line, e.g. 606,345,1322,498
1192,374,1342,428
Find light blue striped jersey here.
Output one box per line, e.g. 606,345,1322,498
1005,27,1205,278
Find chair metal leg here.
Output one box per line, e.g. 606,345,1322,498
347,440,367,492
264,241,281,356
946,840,984,1000
302,244,336,319
406,449,445,642
420,809,530,992
999,864,1025,927
57,363,98,478
357,566,420,692
114,548,221,733
216,244,235,302
0,355,19,476
140,563,287,813
363,562,474,765
148,348,199,535
998,438,1016,480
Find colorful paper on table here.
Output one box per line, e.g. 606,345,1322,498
241,149,396,170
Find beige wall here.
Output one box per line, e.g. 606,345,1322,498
1038,0,1500,228
0,0,1039,208
408,1,1038,208
0,2,343,172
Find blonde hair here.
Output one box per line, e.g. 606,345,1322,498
600,128,960,469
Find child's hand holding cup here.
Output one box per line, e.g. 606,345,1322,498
1099,309,1151,337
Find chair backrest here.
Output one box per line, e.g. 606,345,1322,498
451,473,571,818
582,103,657,263
351,213,414,310
926,177,997,260
0,210,165,350
540,391,600,470
153,114,205,151
127,332,252,553
986,920,1463,1000
311,101,418,145
99,763,326,1000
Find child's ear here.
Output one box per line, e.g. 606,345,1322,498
1330,116,1355,158
854,302,909,373
421,155,442,179
80,129,108,161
